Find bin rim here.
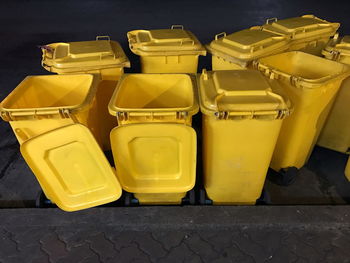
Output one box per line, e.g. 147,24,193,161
127,29,207,56
321,35,350,60
254,51,350,89
108,73,199,117
0,74,100,121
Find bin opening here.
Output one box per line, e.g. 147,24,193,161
258,51,348,80
113,74,194,109
2,75,93,110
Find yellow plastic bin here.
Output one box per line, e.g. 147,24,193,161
0,74,122,211
345,158,350,182
260,15,339,56
255,51,350,176
108,74,198,204
41,36,130,150
198,70,291,204
317,34,350,153
207,28,290,70
127,25,206,73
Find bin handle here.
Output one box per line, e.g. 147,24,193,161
96,36,110,41
266,18,278,24
171,25,184,30
215,32,226,40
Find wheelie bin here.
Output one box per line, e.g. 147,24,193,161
0,74,122,211
108,73,198,204
207,27,290,70
318,34,350,153
260,15,339,56
127,25,206,73
255,51,350,183
41,36,130,150
198,69,291,204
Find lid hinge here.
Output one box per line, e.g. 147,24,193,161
1,111,12,122
331,50,340,61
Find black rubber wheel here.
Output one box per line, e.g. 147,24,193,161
35,191,45,208
124,192,132,207
256,188,271,205
188,189,196,205
268,167,299,186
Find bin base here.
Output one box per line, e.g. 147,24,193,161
268,167,299,186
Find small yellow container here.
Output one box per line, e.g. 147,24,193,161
0,74,122,211
256,51,350,172
207,28,290,70
41,36,130,81
109,73,198,205
318,34,350,153
41,37,130,150
127,25,206,73
261,15,339,56
198,70,291,205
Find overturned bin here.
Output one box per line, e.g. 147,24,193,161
108,73,198,204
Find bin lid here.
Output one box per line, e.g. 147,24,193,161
110,123,196,193
262,15,339,40
323,35,350,58
206,28,290,63
198,70,291,118
20,124,122,211
127,26,206,56
41,37,130,72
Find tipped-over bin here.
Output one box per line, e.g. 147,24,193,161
108,73,198,204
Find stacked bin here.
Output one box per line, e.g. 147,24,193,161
108,73,198,204
41,36,130,150
127,25,206,73
206,28,290,70
255,51,350,180
198,70,291,204
260,15,339,55
0,74,122,211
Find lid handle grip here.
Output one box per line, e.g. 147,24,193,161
171,25,184,30
215,32,226,40
96,36,110,41
266,17,278,24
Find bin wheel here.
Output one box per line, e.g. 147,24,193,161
268,167,299,186
189,189,196,205
124,192,132,207
35,191,53,208
256,188,271,205
199,189,212,205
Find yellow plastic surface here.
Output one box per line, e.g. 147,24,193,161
345,157,350,182
20,124,122,211
108,74,198,125
256,51,350,171
317,35,350,153
207,28,290,70
41,37,130,80
134,193,186,205
110,123,196,203
127,26,206,73
198,70,291,204
261,15,339,55
0,74,101,145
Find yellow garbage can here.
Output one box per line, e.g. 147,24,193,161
317,34,350,153
260,15,339,56
0,74,122,211
255,51,350,179
108,73,198,205
127,25,206,73
345,158,350,182
41,36,130,150
198,70,291,204
207,28,290,70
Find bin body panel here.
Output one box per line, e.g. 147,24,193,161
198,70,291,204
20,124,122,212
127,28,206,73
257,51,350,171
203,115,283,204
134,192,186,205
212,56,246,70
345,157,350,182
318,36,350,153
140,55,199,73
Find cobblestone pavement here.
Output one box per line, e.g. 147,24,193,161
1,206,350,263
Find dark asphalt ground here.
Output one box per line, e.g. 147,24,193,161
1,0,350,261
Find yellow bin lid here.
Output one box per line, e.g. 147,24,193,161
20,124,122,211
110,123,196,193
198,70,291,119
261,15,339,40
127,25,206,56
206,28,290,63
322,34,350,59
41,36,130,73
